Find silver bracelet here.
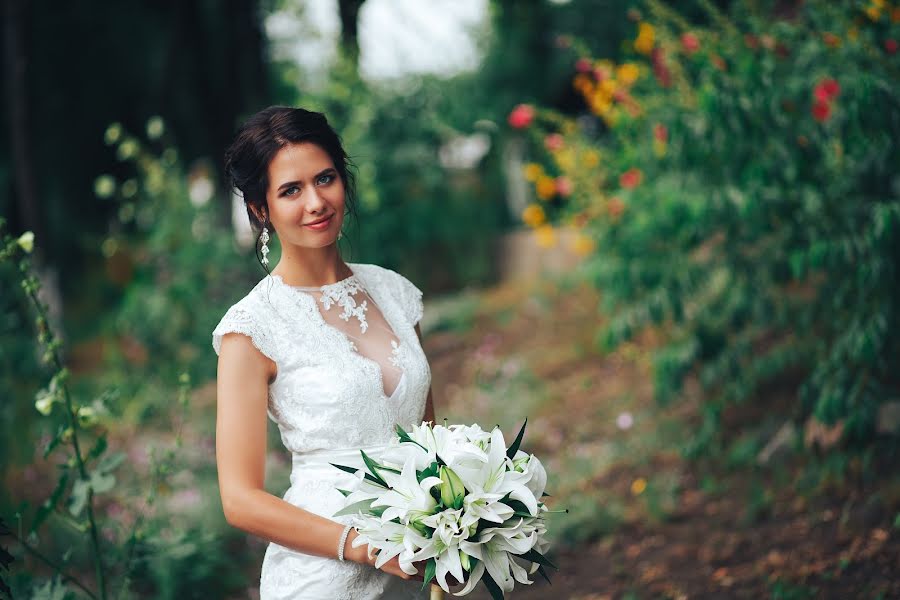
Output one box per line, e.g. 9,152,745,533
337,524,353,562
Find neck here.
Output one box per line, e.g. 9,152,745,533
271,242,351,287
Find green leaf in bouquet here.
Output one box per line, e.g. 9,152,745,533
536,564,552,584
481,571,505,600
360,450,389,488
506,417,528,459
395,423,428,452
330,462,388,488
521,548,558,570
420,557,437,590
336,488,353,497
332,498,375,518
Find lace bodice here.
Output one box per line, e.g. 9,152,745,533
211,262,431,455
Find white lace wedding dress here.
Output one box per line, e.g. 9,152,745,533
211,262,432,599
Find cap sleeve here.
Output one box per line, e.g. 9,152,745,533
211,303,279,365
394,272,424,327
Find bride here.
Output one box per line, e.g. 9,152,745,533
212,106,440,598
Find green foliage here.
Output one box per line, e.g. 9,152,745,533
525,0,900,450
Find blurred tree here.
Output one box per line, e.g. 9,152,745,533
0,0,273,307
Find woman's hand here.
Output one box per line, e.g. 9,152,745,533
346,529,428,582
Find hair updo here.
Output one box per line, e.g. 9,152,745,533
223,106,358,263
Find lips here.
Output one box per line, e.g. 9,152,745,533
304,214,333,227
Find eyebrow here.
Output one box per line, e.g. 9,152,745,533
276,168,337,192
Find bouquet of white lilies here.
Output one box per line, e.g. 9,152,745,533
331,419,560,599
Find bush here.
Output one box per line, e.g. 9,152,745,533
512,0,900,449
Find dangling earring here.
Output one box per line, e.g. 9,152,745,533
338,229,343,241
260,224,271,265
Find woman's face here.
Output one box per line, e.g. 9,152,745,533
263,142,345,249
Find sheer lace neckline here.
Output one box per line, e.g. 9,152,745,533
270,266,359,292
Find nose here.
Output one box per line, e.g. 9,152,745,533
305,185,327,214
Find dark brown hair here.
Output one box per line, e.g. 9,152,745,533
223,106,358,267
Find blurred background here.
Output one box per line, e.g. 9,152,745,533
2,0,899,598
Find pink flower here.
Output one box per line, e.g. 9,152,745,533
508,104,535,129
544,133,565,151
681,32,700,54
555,176,573,197
653,123,668,142
575,58,592,73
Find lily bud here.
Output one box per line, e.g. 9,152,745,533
459,549,471,571
439,466,466,509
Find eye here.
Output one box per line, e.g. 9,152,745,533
282,185,300,197
317,173,335,185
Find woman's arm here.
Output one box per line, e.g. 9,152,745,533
215,332,422,579
415,323,436,424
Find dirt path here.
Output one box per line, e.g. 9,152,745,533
423,275,900,599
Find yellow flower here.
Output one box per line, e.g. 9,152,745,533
634,22,655,55
534,224,557,248
570,233,596,256
600,78,617,96
523,163,543,182
522,204,546,227
590,93,613,116
554,148,576,171
573,73,593,94
616,63,640,86
865,5,881,20
653,139,667,157
583,150,601,168
631,477,647,496
536,176,557,200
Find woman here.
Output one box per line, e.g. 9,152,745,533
212,106,436,599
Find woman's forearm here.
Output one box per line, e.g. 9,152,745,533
223,488,363,562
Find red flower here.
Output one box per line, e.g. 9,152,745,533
812,100,831,122
814,78,840,103
619,168,643,189
681,32,700,54
508,104,535,129
885,39,898,54
575,58,592,73
653,123,668,142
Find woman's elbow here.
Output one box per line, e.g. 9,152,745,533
220,489,254,529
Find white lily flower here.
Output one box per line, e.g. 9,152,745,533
453,427,540,517
372,454,441,525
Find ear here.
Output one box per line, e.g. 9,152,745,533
249,203,268,225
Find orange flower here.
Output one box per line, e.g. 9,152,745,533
571,233,596,256
619,168,643,189
523,163,543,182
536,176,557,200
634,22,655,55
631,478,647,495
522,204,546,227
615,63,640,86
608,197,625,219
